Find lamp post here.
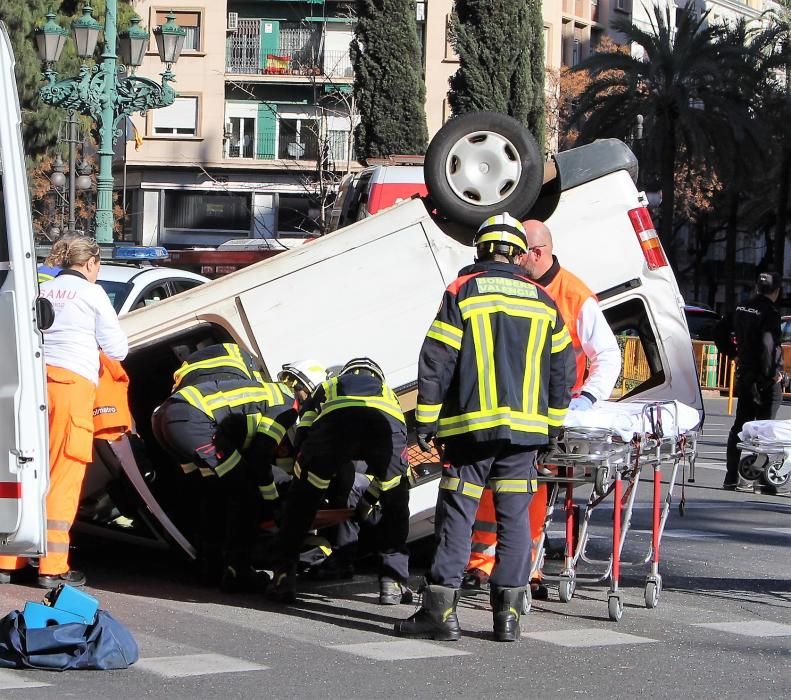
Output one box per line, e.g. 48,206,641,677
34,3,185,244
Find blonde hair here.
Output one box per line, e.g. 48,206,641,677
45,235,100,268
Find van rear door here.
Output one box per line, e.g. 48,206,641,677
0,23,50,556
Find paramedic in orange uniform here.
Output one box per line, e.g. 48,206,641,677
0,237,128,588
463,219,621,599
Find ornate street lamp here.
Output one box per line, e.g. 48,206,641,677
34,2,185,244
153,13,187,67
50,154,66,190
119,16,149,70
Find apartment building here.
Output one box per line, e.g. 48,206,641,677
124,0,356,247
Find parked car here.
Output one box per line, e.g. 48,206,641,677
75,112,704,560
683,305,721,341
97,263,208,315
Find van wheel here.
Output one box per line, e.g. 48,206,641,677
424,111,543,232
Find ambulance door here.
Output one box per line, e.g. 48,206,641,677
0,23,50,556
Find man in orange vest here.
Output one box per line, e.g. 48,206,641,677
463,219,621,599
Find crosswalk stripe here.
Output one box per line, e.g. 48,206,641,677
332,640,470,660
136,653,268,678
694,621,791,637
523,628,656,647
0,669,51,690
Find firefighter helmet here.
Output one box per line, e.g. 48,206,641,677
278,360,327,394
473,212,529,257
339,357,385,382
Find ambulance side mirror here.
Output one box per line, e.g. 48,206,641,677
36,297,54,331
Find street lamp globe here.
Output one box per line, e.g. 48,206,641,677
50,154,66,189
119,15,150,69
34,11,67,64
153,12,186,66
75,161,94,191
72,5,102,60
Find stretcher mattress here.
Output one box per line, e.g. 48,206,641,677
563,400,700,442
739,419,791,444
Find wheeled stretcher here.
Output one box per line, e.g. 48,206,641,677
531,399,699,621
736,420,791,490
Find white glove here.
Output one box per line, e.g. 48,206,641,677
569,395,594,411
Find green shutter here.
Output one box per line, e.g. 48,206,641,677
259,20,281,73
257,103,278,159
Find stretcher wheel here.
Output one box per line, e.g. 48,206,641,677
765,462,791,487
608,593,624,622
738,455,764,482
594,466,611,496
644,577,661,609
558,574,576,603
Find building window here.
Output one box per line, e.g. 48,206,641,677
278,194,318,235
152,96,199,136
278,117,319,160
614,0,629,12
164,191,250,233
155,10,201,52
444,14,458,62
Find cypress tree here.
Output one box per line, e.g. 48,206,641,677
449,0,545,149
351,0,428,158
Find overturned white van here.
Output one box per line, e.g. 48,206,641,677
77,114,704,559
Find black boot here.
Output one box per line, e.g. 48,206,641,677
393,585,461,641
268,564,297,603
491,586,526,642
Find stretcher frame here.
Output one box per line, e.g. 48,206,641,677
735,438,791,488
531,401,697,621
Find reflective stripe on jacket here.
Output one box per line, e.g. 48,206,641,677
416,259,576,445
172,342,264,390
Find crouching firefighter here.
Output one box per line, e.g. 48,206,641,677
395,213,575,642
269,357,412,606
152,346,300,592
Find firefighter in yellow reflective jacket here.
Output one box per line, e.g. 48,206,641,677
152,364,299,593
395,213,576,643
171,342,265,390
269,357,411,606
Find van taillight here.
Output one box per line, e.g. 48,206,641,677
628,207,668,269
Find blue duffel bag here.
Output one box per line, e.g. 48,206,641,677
0,608,139,671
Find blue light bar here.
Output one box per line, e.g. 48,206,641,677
112,246,169,260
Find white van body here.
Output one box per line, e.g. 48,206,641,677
76,137,703,556
0,23,50,557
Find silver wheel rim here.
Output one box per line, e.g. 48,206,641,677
444,130,522,206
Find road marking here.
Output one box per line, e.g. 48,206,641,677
754,527,791,536
523,628,656,647
332,640,470,660
695,621,791,637
136,653,268,678
632,528,726,539
0,670,51,690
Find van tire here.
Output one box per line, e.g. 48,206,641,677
424,111,543,231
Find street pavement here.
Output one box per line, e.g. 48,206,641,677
1,396,790,698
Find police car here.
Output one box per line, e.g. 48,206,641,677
96,252,208,316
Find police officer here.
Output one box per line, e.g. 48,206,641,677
152,354,299,592
269,357,411,605
724,271,784,491
395,213,576,642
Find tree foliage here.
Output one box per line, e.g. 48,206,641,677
448,0,545,149
570,3,766,263
351,0,428,158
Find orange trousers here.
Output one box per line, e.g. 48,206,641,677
467,483,548,578
0,366,96,576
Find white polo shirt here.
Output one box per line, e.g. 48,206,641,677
40,271,129,384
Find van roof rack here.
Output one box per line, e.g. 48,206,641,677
363,154,425,167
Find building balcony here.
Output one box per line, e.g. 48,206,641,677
225,128,354,167
226,19,354,81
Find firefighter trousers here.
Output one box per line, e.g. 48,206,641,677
0,366,96,576
428,440,536,590
467,483,548,579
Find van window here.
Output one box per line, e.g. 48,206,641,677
0,177,8,288
602,298,665,398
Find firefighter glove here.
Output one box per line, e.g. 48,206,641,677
416,430,434,452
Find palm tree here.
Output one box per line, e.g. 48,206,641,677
570,3,763,257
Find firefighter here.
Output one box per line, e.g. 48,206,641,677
151,367,300,593
1,236,128,588
269,357,412,606
171,341,266,390
463,219,621,599
395,213,576,642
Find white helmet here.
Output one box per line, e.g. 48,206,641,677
278,360,327,394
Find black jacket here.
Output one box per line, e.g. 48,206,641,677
733,293,782,386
